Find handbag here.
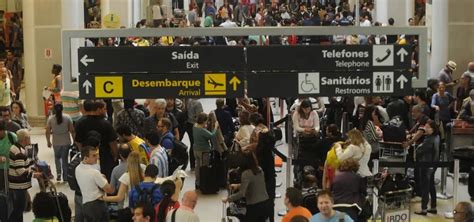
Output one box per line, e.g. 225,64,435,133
359,198,372,220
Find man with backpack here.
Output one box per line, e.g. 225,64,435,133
129,165,163,209
158,118,188,173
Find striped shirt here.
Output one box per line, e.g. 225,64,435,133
60,91,82,122
9,144,34,190
149,145,169,178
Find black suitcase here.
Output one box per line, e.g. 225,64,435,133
47,180,72,222
214,152,228,188
199,151,219,194
302,188,318,215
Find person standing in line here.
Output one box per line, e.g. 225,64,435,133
185,98,203,170
8,129,41,222
309,190,353,222
166,190,200,222
282,187,312,222
46,104,75,182
11,101,31,130
76,145,115,222
438,60,458,94
193,112,218,190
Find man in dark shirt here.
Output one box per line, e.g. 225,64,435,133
0,106,21,132
387,97,410,129
144,99,179,138
74,100,118,181
214,98,235,147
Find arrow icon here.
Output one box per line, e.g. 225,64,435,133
80,55,95,67
396,74,408,89
396,47,408,63
83,80,92,94
229,76,241,91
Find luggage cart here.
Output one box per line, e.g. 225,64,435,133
379,142,407,175
373,188,412,222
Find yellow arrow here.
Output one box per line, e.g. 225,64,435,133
229,76,241,91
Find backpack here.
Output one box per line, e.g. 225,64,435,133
129,183,161,209
6,131,15,145
163,135,189,171
67,152,82,191
382,116,407,142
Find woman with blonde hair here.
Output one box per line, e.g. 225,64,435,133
103,150,144,221
335,129,372,178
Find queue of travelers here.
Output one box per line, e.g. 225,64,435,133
0,58,473,222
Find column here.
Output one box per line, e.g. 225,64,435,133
429,0,448,78
23,0,84,118
375,0,388,24
102,0,133,27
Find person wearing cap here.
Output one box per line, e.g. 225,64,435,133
456,73,473,113
438,60,457,94
459,89,474,123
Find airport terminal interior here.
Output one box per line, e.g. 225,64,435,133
0,0,474,221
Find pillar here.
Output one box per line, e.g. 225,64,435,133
375,0,388,25
429,0,448,78
375,0,413,25
101,0,133,27
23,0,84,118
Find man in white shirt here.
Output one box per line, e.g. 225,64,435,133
166,190,200,222
76,145,115,222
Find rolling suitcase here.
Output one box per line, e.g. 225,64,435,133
199,151,219,194
47,180,72,222
0,156,11,222
222,202,241,222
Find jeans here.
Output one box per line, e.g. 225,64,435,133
8,189,27,222
420,167,437,210
83,199,109,222
74,194,84,222
53,145,70,180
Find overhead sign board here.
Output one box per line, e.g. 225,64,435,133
246,45,411,72
79,73,244,99
247,71,412,97
78,46,245,73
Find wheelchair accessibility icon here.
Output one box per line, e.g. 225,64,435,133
298,72,320,94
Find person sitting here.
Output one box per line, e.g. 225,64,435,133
309,190,353,222
32,192,59,222
459,89,474,122
282,187,312,222
330,159,367,220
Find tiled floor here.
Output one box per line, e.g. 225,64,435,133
21,99,467,221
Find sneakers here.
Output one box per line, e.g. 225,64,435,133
56,175,62,182
427,208,437,214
